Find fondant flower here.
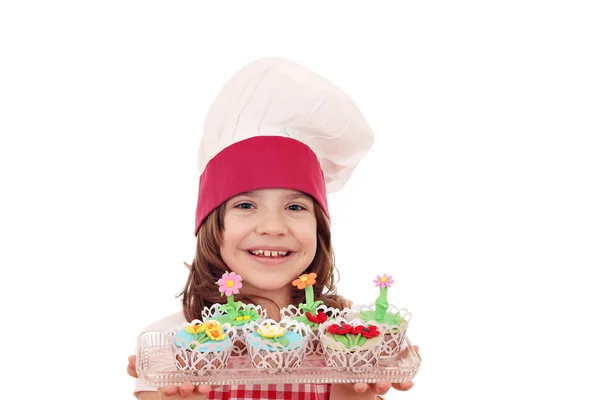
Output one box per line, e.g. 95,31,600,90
327,323,353,335
205,323,227,341
203,320,220,331
306,311,327,324
217,272,243,296
351,325,380,338
374,273,394,289
185,323,205,335
257,323,286,339
292,272,317,290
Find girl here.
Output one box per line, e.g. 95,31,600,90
128,58,419,399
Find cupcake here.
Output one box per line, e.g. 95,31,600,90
280,273,342,356
319,317,383,370
172,319,233,371
351,273,411,357
246,318,310,369
201,272,266,356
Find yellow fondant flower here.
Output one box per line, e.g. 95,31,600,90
203,320,220,331
205,324,227,341
257,323,286,339
186,323,205,334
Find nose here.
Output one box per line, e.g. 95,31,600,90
255,210,288,236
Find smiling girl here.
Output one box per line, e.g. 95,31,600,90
127,57,418,399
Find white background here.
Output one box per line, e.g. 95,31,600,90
1,1,599,399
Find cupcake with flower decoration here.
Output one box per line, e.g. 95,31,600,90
280,273,342,356
319,316,383,369
246,318,310,369
201,272,266,356
351,273,411,357
172,319,234,371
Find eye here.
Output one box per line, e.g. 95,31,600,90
287,204,307,211
235,202,254,210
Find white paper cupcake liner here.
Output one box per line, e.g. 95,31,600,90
318,316,383,370
280,304,343,357
201,303,267,356
245,318,311,369
349,303,411,356
170,320,235,371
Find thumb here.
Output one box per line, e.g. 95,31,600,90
127,355,138,378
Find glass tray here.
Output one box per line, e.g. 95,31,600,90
136,331,420,387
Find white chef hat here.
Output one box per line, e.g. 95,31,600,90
194,57,374,235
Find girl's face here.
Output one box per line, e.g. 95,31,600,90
220,188,317,303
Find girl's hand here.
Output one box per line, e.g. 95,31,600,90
157,382,213,398
127,355,138,378
127,355,215,398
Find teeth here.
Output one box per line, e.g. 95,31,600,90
250,250,289,257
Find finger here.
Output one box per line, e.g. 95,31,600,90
400,344,421,360
159,385,179,397
413,345,421,361
369,380,391,395
127,355,138,378
179,382,195,396
353,383,369,393
370,380,391,395
195,385,216,394
392,381,414,391
127,364,138,378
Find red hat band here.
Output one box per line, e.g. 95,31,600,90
194,136,329,235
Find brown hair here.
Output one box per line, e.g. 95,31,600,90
179,199,348,322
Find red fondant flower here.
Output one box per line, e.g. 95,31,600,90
328,323,353,335
306,311,327,324
351,325,380,338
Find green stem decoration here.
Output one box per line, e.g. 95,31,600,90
305,285,314,307
197,334,211,344
227,295,238,318
375,287,389,322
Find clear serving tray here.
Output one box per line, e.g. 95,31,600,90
136,331,420,387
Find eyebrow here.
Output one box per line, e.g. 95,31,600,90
286,192,312,201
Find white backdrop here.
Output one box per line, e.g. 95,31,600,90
1,1,599,399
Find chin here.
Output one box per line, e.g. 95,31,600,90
243,274,299,292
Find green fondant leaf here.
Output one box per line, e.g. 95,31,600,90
300,301,325,314
356,335,367,347
333,334,351,349
360,311,376,321
312,300,324,308
299,303,311,312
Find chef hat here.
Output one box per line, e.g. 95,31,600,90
194,57,374,235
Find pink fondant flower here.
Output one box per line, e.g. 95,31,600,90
217,272,243,297
374,273,394,289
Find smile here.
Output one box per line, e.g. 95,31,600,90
248,250,290,257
